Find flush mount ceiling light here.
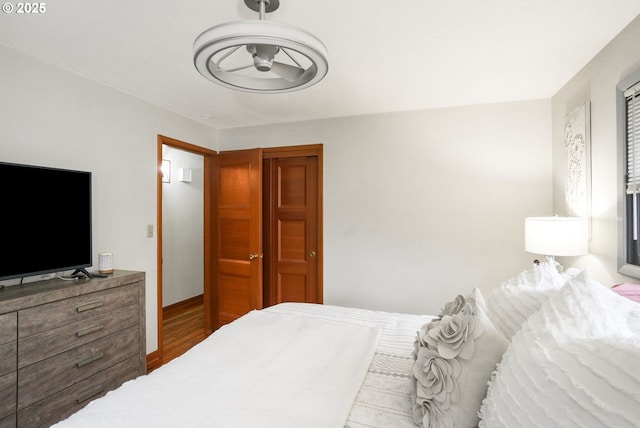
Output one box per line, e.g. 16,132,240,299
193,0,328,93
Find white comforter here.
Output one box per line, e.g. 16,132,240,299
53,308,381,428
53,303,433,428
267,303,434,428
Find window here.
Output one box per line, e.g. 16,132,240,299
619,73,640,277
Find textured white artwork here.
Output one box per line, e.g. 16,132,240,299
563,102,591,218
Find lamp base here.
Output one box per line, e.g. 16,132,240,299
533,255,563,272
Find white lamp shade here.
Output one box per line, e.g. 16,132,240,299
525,217,588,256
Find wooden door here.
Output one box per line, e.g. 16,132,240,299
263,156,320,305
212,149,263,328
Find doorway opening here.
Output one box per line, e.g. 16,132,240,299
155,135,216,370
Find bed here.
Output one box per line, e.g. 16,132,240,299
52,263,640,428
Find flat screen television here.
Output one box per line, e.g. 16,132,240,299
0,161,92,281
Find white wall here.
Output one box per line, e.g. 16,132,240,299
551,14,640,286
0,33,562,349
161,146,204,306
220,101,552,315
0,45,217,353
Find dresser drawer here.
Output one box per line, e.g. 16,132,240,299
17,355,139,428
0,372,16,420
18,325,139,409
0,342,16,376
18,284,138,338
0,414,14,428
18,305,138,368
0,313,16,346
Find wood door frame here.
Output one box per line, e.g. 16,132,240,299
262,144,324,303
156,135,216,367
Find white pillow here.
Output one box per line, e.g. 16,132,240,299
479,270,640,428
411,288,509,428
484,261,577,340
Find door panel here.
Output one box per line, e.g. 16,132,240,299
280,220,306,260
213,149,262,328
219,219,250,260
265,156,319,305
279,273,307,302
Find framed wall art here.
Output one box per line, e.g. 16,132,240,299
563,101,591,220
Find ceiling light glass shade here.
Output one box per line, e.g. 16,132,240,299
193,20,329,93
524,216,588,257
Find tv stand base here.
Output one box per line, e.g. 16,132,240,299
71,268,108,279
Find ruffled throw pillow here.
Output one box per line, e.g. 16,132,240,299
484,260,577,340
410,288,509,428
479,270,640,428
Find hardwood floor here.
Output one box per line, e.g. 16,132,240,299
160,295,208,368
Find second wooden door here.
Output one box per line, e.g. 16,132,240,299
263,155,320,306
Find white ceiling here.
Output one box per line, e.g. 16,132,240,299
1,0,639,129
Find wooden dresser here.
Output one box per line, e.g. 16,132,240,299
0,270,146,428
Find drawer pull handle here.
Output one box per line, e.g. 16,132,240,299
76,385,104,404
76,324,104,337
76,352,105,368
76,300,104,312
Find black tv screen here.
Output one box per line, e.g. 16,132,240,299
0,162,92,281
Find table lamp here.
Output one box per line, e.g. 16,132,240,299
525,216,588,265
